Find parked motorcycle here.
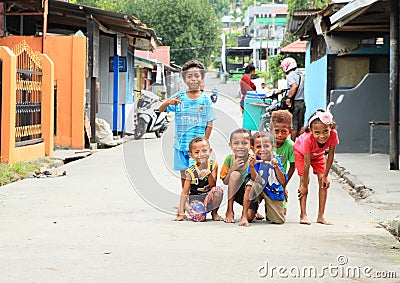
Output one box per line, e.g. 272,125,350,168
258,89,288,132
134,90,169,140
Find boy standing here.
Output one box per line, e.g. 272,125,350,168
220,128,259,224
159,60,215,188
271,110,296,215
246,131,287,225
174,137,224,222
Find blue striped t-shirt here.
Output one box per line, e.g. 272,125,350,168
166,90,215,151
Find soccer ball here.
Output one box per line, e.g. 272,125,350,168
189,200,207,222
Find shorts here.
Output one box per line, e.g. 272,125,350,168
234,181,259,211
292,100,306,132
189,186,224,212
260,191,285,224
295,153,326,176
240,99,244,109
173,149,195,171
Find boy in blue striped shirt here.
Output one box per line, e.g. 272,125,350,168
159,60,215,189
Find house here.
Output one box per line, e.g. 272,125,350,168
223,4,288,79
288,0,399,166
245,4,288,71
0,0,158,163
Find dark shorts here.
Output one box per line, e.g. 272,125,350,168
240,99,244,109
189,186,224,212
234,182,259,211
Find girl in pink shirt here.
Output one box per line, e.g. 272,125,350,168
293,104,339,225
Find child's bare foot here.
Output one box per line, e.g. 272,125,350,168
224,212,235,223
239,217,249,227
300,216,311,225
317,217,333,225
211,212,224,221
255,212,264,220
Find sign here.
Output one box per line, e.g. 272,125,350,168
115,33,121,56
109,57,127,72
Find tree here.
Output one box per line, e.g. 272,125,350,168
120,0,221,67
72,0,222,67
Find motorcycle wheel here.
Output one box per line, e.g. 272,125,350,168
134,119,147,140
259,119,271,132
155,129,163,138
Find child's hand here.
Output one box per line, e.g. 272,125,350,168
174,213,188,221
198,169,211,180
168,95,182,105
321,176,330,189
232,157,245,171
270,158,278,168
284,188,288,200
298,185,308,199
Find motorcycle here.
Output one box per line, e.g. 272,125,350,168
210,86,218,103
134,90,170,140
258,89,288,132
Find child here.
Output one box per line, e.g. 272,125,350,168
220,128,260,224
243,131,287,226
174,137,224,221
158,60,215,189
271,110,296,215
293,104,339,225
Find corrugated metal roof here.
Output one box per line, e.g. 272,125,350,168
1,0,159,51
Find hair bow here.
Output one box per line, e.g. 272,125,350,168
309,102,334,126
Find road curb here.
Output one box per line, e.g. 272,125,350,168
331,160,365,190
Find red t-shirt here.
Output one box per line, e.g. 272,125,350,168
293,130,339,159
240,75,256,101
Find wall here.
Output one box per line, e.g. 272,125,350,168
330,73,391,153
0,35,86,149
97,36,134,134
0,45,54,164
304,43,328,123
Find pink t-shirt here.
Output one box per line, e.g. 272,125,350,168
293,130,339,159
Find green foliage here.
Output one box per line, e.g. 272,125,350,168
225,32,242,47
268,54,286,86
209,0,231,18
119,0,221,66
70,0,118,11
286,0,330,10
0,164,15,186
12,162,41,178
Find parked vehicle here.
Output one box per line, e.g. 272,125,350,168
134,90,169,140
258,89,288,132
210,86,218,103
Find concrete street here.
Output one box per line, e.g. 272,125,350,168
0,72,398,282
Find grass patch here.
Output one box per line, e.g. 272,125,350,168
12,161,41,178
0,161,42,186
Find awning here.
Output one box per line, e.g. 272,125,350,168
279,40,307,54
1,0,159,51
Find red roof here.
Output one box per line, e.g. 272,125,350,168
279,40,307,54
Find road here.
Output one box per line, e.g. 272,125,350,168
0,72,398,282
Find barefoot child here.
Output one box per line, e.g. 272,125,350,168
271,110,296,215
174,137,224,221
220,128,260,224
158,60,215,190
293,104,339,225
243,131,287,225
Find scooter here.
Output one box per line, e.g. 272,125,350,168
210,86,218,103
134,90,169,140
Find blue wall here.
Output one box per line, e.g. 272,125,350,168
304,43,328,124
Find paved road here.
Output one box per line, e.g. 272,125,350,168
0,72,398,282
